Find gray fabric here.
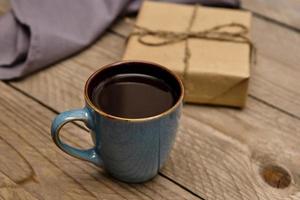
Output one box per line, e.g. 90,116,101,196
0,0,239,80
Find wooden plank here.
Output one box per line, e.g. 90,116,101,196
242,0,300,30
0,172,40,200
2,2,300,199
6,29,300,200
0,82,200,200
8,53,300,199
169,101,300,200
249,17,300,117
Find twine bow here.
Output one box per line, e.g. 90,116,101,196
130,21,253,48
127,4,256,95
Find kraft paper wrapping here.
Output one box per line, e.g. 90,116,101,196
123,1,252,107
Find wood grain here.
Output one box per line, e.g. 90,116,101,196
242,0,300,29
6,28,300,200
1,0,300,199
249,17,300,118
8,54,300,200
0,172,40,200
0,82,200,200
169,101,300,200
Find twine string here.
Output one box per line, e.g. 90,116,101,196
126,4,256,95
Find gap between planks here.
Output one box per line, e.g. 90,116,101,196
248,94,300,121
3,81,205,200
246,11,300,34
5,61,300,199
241,0,300,30
0,81,203,200
0,1,300,198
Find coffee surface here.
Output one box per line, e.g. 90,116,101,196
91,74,176,118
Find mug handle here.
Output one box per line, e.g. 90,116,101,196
51,108,103,166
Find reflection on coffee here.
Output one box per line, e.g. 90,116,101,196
91,74,176,118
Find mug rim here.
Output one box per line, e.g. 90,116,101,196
84,60,184,122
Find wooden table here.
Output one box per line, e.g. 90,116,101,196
0,0,300,199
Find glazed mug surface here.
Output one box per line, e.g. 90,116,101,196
51,61,184,183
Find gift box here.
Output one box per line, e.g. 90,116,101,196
123,1,252,107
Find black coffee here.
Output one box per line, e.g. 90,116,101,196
91,74,176,118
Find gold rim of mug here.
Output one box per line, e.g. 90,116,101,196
84,60,184,122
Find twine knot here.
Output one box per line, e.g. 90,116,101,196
130,21,252,47
126,4,256,96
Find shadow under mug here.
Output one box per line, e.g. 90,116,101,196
51,61,184,183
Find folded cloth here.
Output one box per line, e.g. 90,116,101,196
0,0,240,80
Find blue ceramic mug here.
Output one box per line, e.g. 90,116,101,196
51,61,184,183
